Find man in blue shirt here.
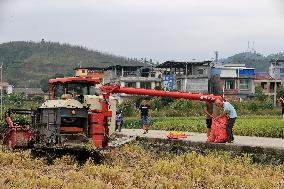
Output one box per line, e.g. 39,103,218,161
214,99,237,143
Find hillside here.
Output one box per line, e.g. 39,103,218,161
221,52,284,71
1,41,283,88
0,41,142,87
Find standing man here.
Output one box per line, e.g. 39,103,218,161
278,97,284,121
203,101,214,137
139,100,151,134
214,99,237,143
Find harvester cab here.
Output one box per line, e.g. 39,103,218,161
49,77,98,101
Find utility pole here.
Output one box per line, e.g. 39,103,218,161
0,62,3,118
212,51,219,67
214,51,219,65
274,58,279,107
274,79,277,107
247,41,250,52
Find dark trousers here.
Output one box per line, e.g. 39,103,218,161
227,118,236,141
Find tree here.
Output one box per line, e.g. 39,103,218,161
255,86,267,101
120,100,136,117
4,92,26,106
40,73,64,92
7,79,17,87
39,78,49,92
277,85,284,99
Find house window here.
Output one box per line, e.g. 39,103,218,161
280,68,284,73
260,82,266,90
82,70,86,73
176,80,181,91
239,80,249,90
225,80,235,90
197,68,204,75
125,82,136,88
140,82,151,89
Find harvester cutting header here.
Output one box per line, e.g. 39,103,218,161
2,76,221,159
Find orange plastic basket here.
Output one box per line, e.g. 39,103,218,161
167,132,187,139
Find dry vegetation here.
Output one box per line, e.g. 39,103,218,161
0,143,284,189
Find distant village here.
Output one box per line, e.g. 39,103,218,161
74,59,284,100
1,59,284,100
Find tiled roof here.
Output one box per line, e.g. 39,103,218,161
255,72,273,80
156,61,211,68
13,88,44,94
0,82,12,87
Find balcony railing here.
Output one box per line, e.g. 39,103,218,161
120,76,162,82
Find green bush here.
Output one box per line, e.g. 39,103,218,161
233,99,276,115
129,96,280,117
148,97,163,110
255,86,268,101
31,95,44,102
168,99,193,111
119,100,137,117
277,85,284,99
3,93,26,106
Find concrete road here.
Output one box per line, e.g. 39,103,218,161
119,129,284,150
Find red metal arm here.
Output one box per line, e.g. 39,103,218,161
100,85,220,102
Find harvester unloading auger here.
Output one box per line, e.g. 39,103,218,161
1,77,221,162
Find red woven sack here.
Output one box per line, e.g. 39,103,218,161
208,116,229,143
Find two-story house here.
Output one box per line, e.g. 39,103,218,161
74,67,105,82
254,72,282,97
103,65,162,89
211,64,255,99
156,61,211,93
269,59,284,79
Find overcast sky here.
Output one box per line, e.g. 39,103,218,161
0,0,284,62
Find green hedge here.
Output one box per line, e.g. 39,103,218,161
124,116,284,138
119,97,282,117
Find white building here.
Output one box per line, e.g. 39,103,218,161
103,65,162,90
269,60,284,79
156,61,212,93
0,82,13,94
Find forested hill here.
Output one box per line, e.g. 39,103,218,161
0,41,142,87
221,52,284,72
1,41,283,88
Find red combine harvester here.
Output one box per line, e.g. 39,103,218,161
1,77,221,161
